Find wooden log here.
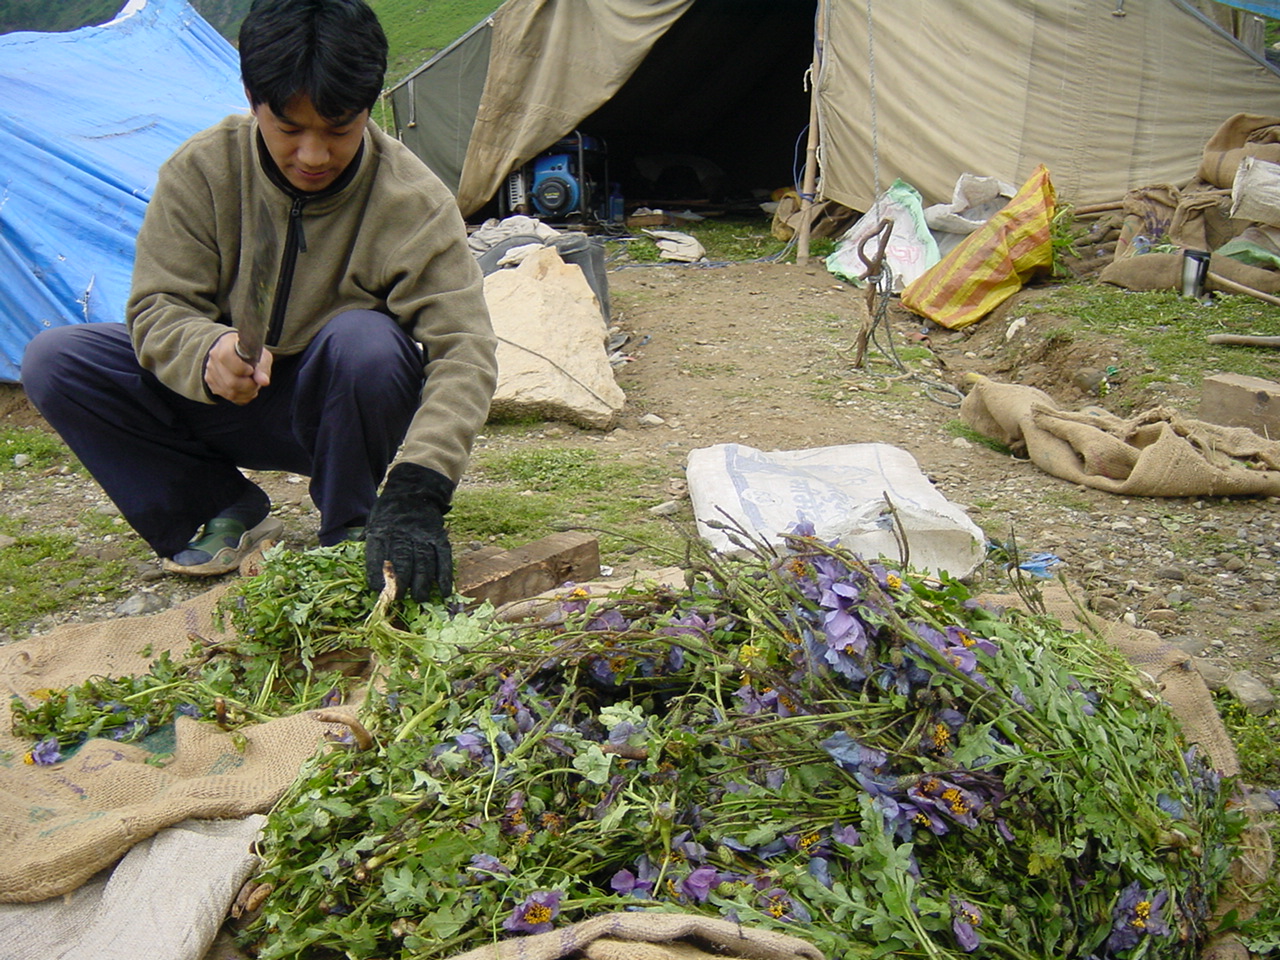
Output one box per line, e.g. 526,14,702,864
456,530,601,607
1206,271,1280,308
1206,334,1280,348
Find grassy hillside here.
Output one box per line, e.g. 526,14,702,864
0,0,250,36
372,0,502,84
0,0,122,33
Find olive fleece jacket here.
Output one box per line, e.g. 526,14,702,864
126,113,498,486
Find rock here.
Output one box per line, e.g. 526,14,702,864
114,590,169,617
1090,594,1123,616
1153,565,1187,581
1243,790,1279,815
485,247,625,429
1166,635,1210,657
648,500,683,516
0,534,16,550
1192,658,1230,690
1225,670,1276,715
639,413,666,427
12,453,29,468
1072,368,1108,396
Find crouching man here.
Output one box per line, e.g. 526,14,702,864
22,0,497,603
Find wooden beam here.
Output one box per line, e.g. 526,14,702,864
456,531,601,607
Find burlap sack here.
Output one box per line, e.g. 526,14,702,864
1101,248,1280,294
0,815,264,960
448,912,824,960
960,375,1280,497
0,586,346,903
1198,113,1280,189
1113,184,1181,260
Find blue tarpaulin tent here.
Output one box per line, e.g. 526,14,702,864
0,0,242,382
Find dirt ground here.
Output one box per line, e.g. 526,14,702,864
2,260,1278,695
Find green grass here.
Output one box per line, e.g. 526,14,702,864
944,421,1012,455
1039,489,1095,513
1214,692,1280,788
370,0,503,86
0,426,75,475
455,447,683,564
609,217,837,266
1030,284,1280,387
0,519,133,636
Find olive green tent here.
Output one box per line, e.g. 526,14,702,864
387,0,1280,217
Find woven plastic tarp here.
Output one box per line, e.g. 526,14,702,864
0,0,242,382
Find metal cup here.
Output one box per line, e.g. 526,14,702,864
1181,249,1210,299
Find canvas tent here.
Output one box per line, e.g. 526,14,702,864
388,0,1280,220
0,0,243,382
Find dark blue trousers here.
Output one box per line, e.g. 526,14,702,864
21,310,424,557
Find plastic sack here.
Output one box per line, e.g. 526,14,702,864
924,173,1016,258
825,179,938,291
685,442,986,578
900,165,1055,330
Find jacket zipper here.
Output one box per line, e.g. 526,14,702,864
265,196,307,347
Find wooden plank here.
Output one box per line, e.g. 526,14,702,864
456,531,600,607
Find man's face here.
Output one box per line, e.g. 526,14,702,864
251,93,369,193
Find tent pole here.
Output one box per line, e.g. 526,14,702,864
796,0,827,265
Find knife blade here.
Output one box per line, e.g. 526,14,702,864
235,198,277,366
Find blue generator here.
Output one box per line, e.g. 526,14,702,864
530,150,580,219
504,132,618,224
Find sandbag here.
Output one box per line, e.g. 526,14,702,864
448,912,824,960
1197,113,1280,189
0,587,341,903
899,165,1055,330
960,375,1280,498
685,441,986,579
1099,250,1280,295
825,179,938,291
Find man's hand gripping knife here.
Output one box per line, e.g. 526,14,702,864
365,462,455,602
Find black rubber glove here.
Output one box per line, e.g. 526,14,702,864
364,462,455,602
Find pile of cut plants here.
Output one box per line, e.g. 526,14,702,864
8,530,1262,959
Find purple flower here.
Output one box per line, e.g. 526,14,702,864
831,823,861,847
586,608,631,632
921,708,967,754
503,889,562,933
501,890,558,936
27,737,62,766
610,867,653,897
108,718,150,742
820,732,887,776
908,775,984,829
807,856,833,888
1105,882,1171,952
759,887,811,923
869,562,905,592
659,610,714,639
469,854,511,878
320,686,342,707
681,866,718,902
176,703,201,718
951,897,983,952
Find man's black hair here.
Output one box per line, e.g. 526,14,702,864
240,0,387,121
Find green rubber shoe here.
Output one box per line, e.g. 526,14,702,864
162,515,284,576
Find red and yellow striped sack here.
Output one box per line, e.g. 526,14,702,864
900,165,1056,330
